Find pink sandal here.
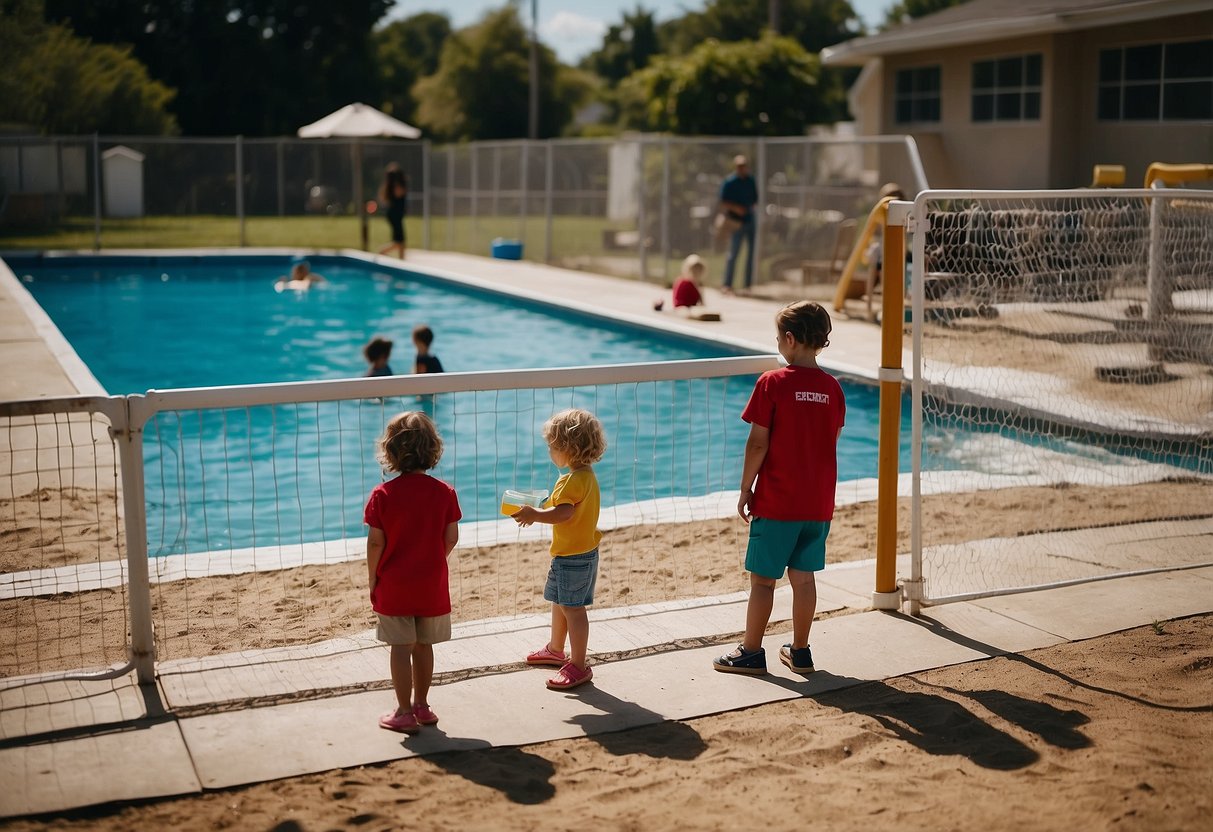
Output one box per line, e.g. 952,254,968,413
526,645,567,666
547,661,593,690
378,710,420,734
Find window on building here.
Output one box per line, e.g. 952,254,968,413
894,66,941,124
971,54,1042,122
1098,39,1213,121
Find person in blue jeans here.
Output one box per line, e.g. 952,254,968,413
719,154,759,294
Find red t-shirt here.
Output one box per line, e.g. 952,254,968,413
363,473,462,616
741,365,846,521
672,277,703,308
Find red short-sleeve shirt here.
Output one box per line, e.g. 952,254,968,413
672,277,703,308
364,473,462,616
741,365,846,521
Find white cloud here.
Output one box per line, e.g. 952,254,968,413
540,10,606,44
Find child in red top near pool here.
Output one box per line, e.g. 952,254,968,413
512,408,608,691
654,254,706,312
714,301,845,677
365,411,462,733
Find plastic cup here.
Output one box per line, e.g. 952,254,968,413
501,488,549,516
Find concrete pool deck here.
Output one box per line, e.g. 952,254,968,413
2,249,1210,817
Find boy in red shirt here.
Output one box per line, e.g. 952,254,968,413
713,301,845,676
365,411,462,732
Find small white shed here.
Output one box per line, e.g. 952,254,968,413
102,145,145,218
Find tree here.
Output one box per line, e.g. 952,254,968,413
883,0,973,28
412,7,592,141
373,12,451,124
43,0,394,135
618,35,839,136
581,6,660,85
0,0,177,134
659,0,862,56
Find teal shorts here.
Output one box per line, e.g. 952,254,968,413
745,518,830,579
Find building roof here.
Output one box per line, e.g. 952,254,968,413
822,0,1213,65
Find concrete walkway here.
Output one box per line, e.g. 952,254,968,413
2,249,1209,818
4,552,1211,817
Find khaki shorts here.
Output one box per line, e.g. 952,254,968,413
376,613,452,645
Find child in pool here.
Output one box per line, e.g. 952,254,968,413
364,337,394,377
412,325,444,374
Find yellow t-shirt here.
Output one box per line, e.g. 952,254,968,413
548,467,602,556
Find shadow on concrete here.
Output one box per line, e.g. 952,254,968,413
566,686,707,761
421,731,557,805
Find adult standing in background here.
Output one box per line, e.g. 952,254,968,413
719,154,759,295
378,163,408,259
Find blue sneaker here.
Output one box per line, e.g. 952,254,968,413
779,643,814,674
713,645,767,675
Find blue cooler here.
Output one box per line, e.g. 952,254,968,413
491,238,524,260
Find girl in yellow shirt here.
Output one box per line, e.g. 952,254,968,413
512,408,607,690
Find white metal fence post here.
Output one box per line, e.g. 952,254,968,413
114,396,157,683
754,137,766,285
544,142,553,263
519,139,529,243
446,147,455,249
276,139,285,217
423,139,432,250
92,133,101,251
637,136,647,281
235,135,246,247
660,137,671,283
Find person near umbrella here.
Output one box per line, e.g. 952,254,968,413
378,163,408,258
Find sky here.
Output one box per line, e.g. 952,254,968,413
387,0,889,64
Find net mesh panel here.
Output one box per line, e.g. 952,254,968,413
139,375,755,662
1,410,129,677
914,192,1213,603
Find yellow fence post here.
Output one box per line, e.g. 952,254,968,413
873,199,909,611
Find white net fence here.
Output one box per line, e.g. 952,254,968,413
910,189,1213,604
2,358,775,676
1,399,131,679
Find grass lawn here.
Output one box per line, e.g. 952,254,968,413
0,213,794,288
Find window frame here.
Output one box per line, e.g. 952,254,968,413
970,53,1043,124
893,65,942,125
1097,38,1213,122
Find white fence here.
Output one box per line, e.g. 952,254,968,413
2,356,778,683
906,188,1213,608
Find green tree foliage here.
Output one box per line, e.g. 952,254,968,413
43,0,393,135
412,7,592,141
618,35,837,136
0,0,177,134
373,11,451,124
659,0,862,56
883,0,973,28
581,6,660,85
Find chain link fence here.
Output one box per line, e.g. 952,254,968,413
1,133,925,288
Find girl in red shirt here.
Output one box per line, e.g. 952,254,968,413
365,411,462,733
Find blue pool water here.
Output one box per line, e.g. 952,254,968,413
15,255,901,555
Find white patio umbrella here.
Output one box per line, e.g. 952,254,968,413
296,103,421,249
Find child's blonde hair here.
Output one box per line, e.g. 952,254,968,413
776,301,832,351
377,411,443,473
543,408,607,467
682,253,706,279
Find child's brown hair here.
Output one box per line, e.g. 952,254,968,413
377,411,443,473
364,336,393,363
776,301,832,351
543,408,607,468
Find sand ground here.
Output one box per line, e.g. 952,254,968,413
4,479,1211,676
5,614,1210,831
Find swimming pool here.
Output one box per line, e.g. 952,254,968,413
16,253,1145,558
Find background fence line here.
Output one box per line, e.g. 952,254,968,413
0,133,927,286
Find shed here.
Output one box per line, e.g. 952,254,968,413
102,145,146,218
